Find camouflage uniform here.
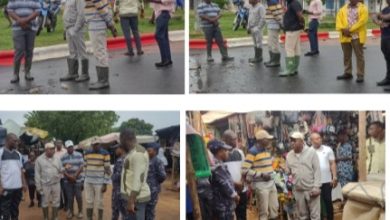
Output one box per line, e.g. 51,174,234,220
145,156,166,220
111,156,128,220
211,158,237,220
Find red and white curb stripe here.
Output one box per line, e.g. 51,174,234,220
189,29,382,49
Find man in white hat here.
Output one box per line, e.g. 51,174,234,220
286,132,321,220
84,137,111,220
35,142,64,220
242,130,278,220
61,140,85,219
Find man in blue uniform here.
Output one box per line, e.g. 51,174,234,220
145,143,167,220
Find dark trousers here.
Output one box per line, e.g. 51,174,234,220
119,16,142,53
202,26,227,58
321,183,333,220
64,182,82,213
308,19,319,52
145,191,159,220
155,11,172,62
12,29,36,75
381,37,390,79
60,179,68,210
0,188,23,220
28,184,41,204
235,191,247,220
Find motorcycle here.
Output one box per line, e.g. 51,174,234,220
232,0,249,31
36,0,60,35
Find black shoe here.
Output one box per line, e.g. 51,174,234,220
10,75,19,83
222,56,234,62
377,78,390,86
155,60,172,67
125,51,135,56
337,74,353,80
384,87,390,92
356,77,364,83
305,51,319,56
137,51,144,55
29,202,34,208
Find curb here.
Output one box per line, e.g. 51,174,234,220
0,30,184,66
190,29,381,49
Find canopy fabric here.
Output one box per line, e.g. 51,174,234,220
155,125,179,140
78,136,99,150
24,127,49,139
100,132,120,144
201,111,234,124
3,119,23,136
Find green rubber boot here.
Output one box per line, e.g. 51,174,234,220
279,57,295,77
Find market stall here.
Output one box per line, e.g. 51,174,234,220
186,111,385,220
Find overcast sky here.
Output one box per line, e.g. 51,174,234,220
0,111,179,130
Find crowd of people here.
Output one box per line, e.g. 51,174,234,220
196,0,390,90
0,128,168,220
4,0,177,89
193,120,385,220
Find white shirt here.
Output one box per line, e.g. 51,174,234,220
0,148,23,189
314,145,335,183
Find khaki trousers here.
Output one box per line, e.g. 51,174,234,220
341,39,365,77
41,183,61,208
267,29,280,53
293,190,321,220
254,183,279,220
84,182,104,210
88,30,108,67
285,30,302,57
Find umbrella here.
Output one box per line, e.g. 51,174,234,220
78,136,99,150
3,119,23,136
24,127,49,139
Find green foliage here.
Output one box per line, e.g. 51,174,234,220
116,118,154,135
24,111,119,143
213,0,229,9
0,0,7,7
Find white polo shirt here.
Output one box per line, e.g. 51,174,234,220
314,145,335,184
0,147,23,189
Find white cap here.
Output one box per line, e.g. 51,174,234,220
290,132,304,140
45,142,55,149
255,130,274,140
65,140,74,148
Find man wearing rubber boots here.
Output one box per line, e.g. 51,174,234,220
6,0,40,83
84,0,118,90
264,0,283,68
60,0,90,83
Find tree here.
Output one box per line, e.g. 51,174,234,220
24,111,119,143
116,118,154,135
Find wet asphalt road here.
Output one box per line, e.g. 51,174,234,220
0,42,184,94
190,38,388,94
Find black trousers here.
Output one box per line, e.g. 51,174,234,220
28,184,41,204
60,179,68,209
0,188,23,220
321,183,333,220
381,37,390,79
235,191,247,220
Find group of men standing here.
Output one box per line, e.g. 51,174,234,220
196,0,390,88
6,0,176,90
204,129,343,220
0,128,167,220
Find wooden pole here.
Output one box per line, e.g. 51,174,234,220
186,142,202,220
358,111,367,182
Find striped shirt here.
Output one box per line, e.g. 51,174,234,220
84,0,114,31
61,151,85,183
242,146,274,182
84,148,111,184
7,0,41,31
0,148,23,189
197,2,220,28
265,2,283,30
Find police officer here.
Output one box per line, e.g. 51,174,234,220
145,143,167,220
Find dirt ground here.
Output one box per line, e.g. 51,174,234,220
19,179,180,220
